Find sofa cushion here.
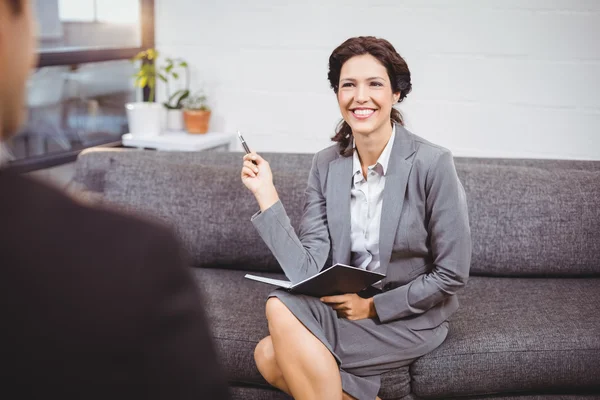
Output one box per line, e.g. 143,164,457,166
194,268,412,399
229,385,291,400
456,162,600,277
411,276,600,398
102,156,309,272
442,397,599,400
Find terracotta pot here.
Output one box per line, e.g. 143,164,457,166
183,110,211,134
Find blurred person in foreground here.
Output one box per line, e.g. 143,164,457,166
0,1,228,398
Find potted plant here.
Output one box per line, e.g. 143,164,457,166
160,57,190,131
182,92,211,134
126,48,163,137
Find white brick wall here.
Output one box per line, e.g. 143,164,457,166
156,0,600,159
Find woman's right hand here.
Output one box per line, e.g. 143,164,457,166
241,152,272,193
241,153,279,211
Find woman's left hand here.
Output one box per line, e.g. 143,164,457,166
320,294,377,321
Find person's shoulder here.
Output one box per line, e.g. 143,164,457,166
399,125,454,168
314,143,342,166
403,126,452,158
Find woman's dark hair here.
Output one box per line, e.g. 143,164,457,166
5,0,23,14
328,36,412,156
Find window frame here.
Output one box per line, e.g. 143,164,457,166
7,0,155,173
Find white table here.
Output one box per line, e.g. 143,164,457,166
121,131,235,152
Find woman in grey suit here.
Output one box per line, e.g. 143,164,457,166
241,36,471,400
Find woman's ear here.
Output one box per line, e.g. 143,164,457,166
394,92,401,103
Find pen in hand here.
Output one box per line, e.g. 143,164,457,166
238,131,258,165
239,131,279,211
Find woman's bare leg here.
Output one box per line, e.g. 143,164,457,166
254,336,291,394
256,337,377,399
265,297,343,400
257,299,381,399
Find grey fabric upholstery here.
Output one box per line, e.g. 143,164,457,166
411,276,600,398
198,269,600,399
457,162,600,277
72,149,600,399
74,148,313,194
76,149,600,278
195,268,413,399
229,385,291,400
229,386,419,400
74,149,600,196
194,268,273,384
101,156,309,272
455,157,600,171
451,396,600,400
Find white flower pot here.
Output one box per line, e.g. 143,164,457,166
166,109,184,131
125,102,163,137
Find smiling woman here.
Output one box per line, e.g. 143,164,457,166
241,36,471,400
328,37,412,157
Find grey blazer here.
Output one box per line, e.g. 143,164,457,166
252,124,472,330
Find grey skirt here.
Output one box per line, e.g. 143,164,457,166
269,289,449,400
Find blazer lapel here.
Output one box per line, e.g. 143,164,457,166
326,154,353,266
378,124,416,276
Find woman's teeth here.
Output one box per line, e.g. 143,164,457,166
353,109,374,116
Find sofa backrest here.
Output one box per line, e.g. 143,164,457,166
455,158,600,277
75,149,312,273
74,149,600,277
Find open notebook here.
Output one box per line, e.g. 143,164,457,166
245,263,385,298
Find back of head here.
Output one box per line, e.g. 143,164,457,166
0,0,37,142
5,0,23,13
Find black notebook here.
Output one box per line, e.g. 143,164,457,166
244,263,385,298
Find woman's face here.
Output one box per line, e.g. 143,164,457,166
337,54,400,138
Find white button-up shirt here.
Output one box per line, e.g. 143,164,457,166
350,125,395,273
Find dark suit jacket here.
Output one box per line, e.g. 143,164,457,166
0,170,229,399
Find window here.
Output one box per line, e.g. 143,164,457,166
57,0,95,22
6,61,135,166
38,0,142,53
5,0,154,173
58,0,140,24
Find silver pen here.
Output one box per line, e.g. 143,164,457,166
238,131,257,165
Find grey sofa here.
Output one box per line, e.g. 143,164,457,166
73,147,600,399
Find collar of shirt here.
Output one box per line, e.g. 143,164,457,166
352,124,396,184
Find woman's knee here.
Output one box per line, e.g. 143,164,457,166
254,336,282,384
265,297,291,323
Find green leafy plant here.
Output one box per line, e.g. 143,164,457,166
132,48,159,103
160,58,190,110
182,92,210,112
